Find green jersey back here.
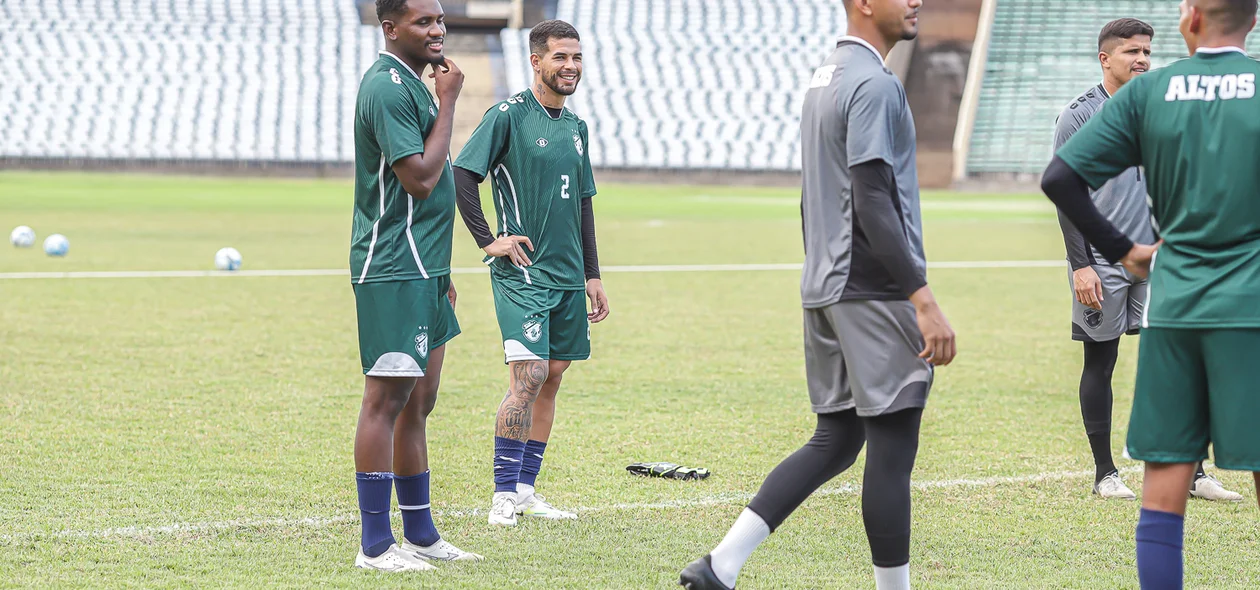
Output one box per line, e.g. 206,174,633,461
454,90,596,290
1058,48,1260,328
351,51,456,284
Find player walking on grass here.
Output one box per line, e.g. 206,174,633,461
680,1,956,588
348,0,482,571
452,20,610,527
1054,18,1240,502
1043,0,1260,586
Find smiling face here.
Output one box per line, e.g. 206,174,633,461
533,37,583,96
1101,35,1153,87
381,0,447,66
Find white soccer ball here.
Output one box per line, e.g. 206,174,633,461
214,247,242,271
43,234,69,257
10,226,35,248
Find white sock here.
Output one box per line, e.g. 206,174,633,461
515,482,535,502
709,509,770,588
873,564,911,590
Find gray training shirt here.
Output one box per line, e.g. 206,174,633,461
800,37,926,308
1053,83,1157,269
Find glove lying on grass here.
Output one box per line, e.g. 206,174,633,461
626,462,710,481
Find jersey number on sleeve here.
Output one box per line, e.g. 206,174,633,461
561,175,570,199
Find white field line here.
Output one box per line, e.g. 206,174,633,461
0,260,1065,281
0,465,1138,543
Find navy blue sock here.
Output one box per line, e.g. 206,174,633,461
1136,508,1184,589
395,471,440,547
519,440,548,488
356,472,396,557
494,436,526,493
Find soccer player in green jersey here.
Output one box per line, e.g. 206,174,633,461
452,20,610,527
1043,1,1259,586
348,0,482,570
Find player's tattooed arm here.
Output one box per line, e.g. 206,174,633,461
496,360,548,441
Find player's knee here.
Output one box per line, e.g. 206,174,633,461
362,390,409,419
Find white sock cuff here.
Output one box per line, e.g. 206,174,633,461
873,563,910,590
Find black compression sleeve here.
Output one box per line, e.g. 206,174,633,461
1041,156,1134,263
1057,211,1095,271
850,160,927,297
580,197,600,280
454,166,495,249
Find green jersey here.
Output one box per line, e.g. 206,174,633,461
350,51,456,284
1058,48,1260,329
454,90,596,290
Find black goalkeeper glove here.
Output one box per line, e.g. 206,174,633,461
626,462,710,481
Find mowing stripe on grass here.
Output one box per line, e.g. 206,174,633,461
1,465,1137,542
0,260,1066,281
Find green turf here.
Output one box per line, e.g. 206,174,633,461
0,171,1254,589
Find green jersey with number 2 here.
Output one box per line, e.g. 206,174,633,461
455,89,596,290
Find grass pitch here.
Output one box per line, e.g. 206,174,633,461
0,171,1256,589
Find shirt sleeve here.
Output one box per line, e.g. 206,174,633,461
1056,79,1145,189
845,74,903,167
578,120,597,199
1052,104,1088,151
1052,105,1096,270
367,76,427,166
453,103,511,178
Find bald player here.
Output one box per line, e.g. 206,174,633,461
1043,1,1260,586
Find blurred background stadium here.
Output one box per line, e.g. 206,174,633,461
4,0,1255,186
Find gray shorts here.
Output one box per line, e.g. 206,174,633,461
1069,264,1147,342
804,300,934,416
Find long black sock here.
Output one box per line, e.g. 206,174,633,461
1195,461,1206,480
861,407,923,568
746,410,866,531
1081,338,1120,483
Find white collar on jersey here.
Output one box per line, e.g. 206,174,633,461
1098,81,1111,99
379,50,422,80
1196,46,1246,55
836,35,884,64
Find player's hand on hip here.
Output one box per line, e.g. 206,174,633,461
1121,241,1161,279
586,278,609,323
1072,266,1104,311
909,286,957,366
484,235,534,267
431,58,464,104
447,280,457,309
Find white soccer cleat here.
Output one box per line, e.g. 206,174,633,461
516,493,578,520
488,491,519,526
1093,473,1137,500
401,539,485,562
354,544,437,572
1190,474,1244,502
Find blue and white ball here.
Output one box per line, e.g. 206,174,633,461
10,226,36,248
214,247,242,271
43,234,69,257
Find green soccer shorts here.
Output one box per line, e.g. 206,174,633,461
352,276,460,377
1127,327,1260,471
491,278,590,363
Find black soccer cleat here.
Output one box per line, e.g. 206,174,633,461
679,555,733,590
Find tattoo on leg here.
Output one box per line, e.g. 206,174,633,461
497,361,547,441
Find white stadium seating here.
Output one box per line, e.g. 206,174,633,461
502,0,847,171
0,0,381,163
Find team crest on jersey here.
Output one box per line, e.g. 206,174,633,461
522,319,543,343
573,134,584,156
536,138,549,148
429,106,436,116
415,328,430,359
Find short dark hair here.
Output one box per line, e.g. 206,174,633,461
377,0,407,22
1098,18,1155,53
529,20,581,55
1198,0,1259,34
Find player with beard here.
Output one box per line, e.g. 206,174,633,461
453,20,610,527
348,0,482,571
1054,18,1241,503
680,0,957,588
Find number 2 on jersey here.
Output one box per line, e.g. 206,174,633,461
560,174,570,199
